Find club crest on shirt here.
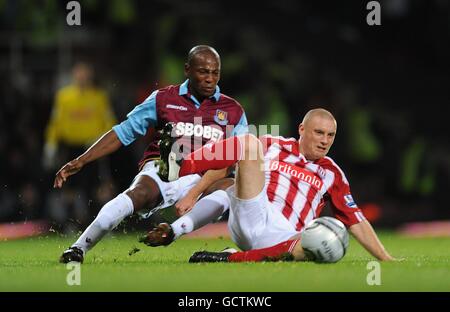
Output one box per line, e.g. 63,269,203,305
214,109,228,126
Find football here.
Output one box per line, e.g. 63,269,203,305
301,217,349,263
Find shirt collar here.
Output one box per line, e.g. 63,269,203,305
179,79,221,102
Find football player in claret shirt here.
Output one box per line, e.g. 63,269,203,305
56,46,248,263
162,108,397,263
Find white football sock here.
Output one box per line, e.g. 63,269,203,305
171,190,230,239
72,193,134,254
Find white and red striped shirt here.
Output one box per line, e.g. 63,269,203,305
260,135,365,232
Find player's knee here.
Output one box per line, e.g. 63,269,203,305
240,134,262,160
126,184,161,211
125,187,147,211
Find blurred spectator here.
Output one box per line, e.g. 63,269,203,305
43,62,117,233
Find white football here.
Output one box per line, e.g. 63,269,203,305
301,217,349,263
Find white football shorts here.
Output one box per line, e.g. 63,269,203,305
132,161,201,218
226,185,299,251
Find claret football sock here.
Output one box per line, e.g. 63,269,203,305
179,135,243,177
228,239,300,262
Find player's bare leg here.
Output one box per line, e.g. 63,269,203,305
200,177,235,198
172,134,265,198
125,175,163,212
233,134,265,200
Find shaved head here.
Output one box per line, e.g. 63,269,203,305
301,108,336,128
187,45,220,66
298,108,337,160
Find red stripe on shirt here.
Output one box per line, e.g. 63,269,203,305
295,165,321,231
280,159,307,221
267,149,291,202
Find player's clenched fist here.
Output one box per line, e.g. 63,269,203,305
53,159,84,188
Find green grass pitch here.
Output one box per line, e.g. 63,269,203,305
1,232,449,291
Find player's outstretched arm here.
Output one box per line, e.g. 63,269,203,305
349,220,396,261
53,130,122,188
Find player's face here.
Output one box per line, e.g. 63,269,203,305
299,116,336,160
185,53,221,100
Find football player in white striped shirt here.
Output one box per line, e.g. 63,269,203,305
164,108,396,262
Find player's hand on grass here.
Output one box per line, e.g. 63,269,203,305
175,192,198,216
53,159,84,188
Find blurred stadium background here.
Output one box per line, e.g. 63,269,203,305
0,0,449,240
